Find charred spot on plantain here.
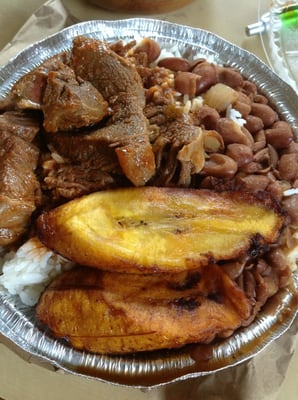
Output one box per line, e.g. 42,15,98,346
248,233,270,259
207,291,223,304
168,271,201,291
254,191,290,228
174,228,184,234
173,296,200,311
117,219,148,228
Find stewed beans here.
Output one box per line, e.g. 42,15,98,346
132,38,298,313
133,40,298,226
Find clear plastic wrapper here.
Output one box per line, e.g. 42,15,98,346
258,0,298,91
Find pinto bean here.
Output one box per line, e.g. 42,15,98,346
244,115,264,134
193,104,220,130
267,179,291,201
240,162,262,174
252,129,266,152
242,80,258,97
189,58,207,69
241,126,255,147
252,148,272,173
282,194,298,226
202,153,237,178
262,272,279,298
279,153,298,181
233,93,252,118
134,37,161,64
226,143,253,167
255,268,279,304
266,248,289,271
174,71,200,98
217,118,253,147
253,94,268,104
217,66,244,89
243,146,276,173
191,61,217,94
157,57,191,72
265,121,294,149
238,92,252,106
243,270,256,299
282,141,298,154
250,103,278,128
239,174,270,192
267,144,279,169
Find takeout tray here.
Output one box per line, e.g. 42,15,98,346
0,18,298,388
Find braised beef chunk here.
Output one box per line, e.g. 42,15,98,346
42,130,123,200
150,116,204,187
70,36,145,103
42,129,135,200
0,53,69,111
0,111,40,142
45,129,119,163
43,159,118,200
69,36,156,186
42,63,109,133
109,39,137,57
0,132,40,245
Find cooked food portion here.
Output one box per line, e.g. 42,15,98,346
0,34,297,356
70,36,145,104
42,63,109,133
69,36,156,186
0,110,41,246
43,158,118,201
37,187,285,274
0,53,69,111
0,108,41,247
37,35,156,193
152,118,206,186
0,111,40,142
0,132,40,245
36,264,252,354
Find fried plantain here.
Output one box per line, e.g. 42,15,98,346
36,264,252,354
37,187,286,274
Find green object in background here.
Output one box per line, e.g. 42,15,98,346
280,5,298,28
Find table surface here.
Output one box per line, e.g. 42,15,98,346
0,1,297,399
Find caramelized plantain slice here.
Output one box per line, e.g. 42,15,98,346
36,264,252,354
37,187,285,273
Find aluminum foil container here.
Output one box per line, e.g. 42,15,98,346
0,18,298,388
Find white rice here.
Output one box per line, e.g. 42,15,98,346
154,45,183,65
0,237,74,306
152,41,218,66
226,104,247,127
283,188,298,197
